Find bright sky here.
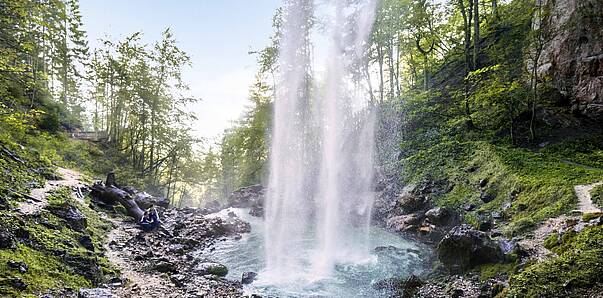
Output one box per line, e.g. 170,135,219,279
80,0,281,143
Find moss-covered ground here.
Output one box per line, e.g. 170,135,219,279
508,225,603,297
591,184,603,209
401,136,603,236
0,117,118,297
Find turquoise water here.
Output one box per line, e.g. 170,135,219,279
200,208,431,297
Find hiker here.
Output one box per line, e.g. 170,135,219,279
139,204,161,231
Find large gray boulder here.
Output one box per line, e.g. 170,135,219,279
437,224,503,273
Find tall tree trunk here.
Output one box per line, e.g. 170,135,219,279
473,0,480,69
388,38,395,99
377,44,385,102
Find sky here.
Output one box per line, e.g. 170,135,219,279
79,0,281,143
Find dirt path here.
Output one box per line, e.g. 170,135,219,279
105,218,185,298
518,181,602,261
574,181,602,213
17,167,87,215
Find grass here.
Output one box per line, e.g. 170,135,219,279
0,187,117,297
401,138,603,236
591,184,603,209
508,225,603,297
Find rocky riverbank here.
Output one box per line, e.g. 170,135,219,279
98,208,251,298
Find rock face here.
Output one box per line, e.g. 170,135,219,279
437,225,503,273
539,0,603,121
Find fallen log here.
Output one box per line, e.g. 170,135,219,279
89,175,145,221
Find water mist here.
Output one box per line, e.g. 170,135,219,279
264,0,378,283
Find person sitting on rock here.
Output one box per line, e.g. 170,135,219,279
139,205,161,232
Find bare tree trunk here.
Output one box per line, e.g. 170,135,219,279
377,44,385,102
473,0,480,69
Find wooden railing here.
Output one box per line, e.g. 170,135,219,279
70,131,108,142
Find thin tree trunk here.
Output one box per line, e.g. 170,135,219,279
377,44,384,102
473,0,480,69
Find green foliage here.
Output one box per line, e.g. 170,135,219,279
508,226,603,297
590,183,603,208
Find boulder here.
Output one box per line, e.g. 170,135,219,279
228,185,264,208
202,200,222,213
437,224,503,272
241,271,257,284
193,262,228,277
425,207,459,227
480,191,495,203
7,260,28,273
122,186,169,209
153,260,177,273
386,214,422,232
48,203,87,231
397,194,429,213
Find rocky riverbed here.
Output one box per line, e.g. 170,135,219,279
93,208,253,298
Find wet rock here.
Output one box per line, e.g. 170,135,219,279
241,271,257,284
386,214,422,232
193,262,228,277
437,224,503,272
480,191,495,203
78,288,115,298
48,203,87,231
373,275,423,297
249,205,264,217
7,260,28,273
398,193,429,213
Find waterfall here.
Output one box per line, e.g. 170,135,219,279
264,0,378,283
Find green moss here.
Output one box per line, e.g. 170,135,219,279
477,262,518,280
508,226,603,297
0,244,91,297
0,186,117,296
401,140,603,235
591,184,603,209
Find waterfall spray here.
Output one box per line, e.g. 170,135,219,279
265,0,378,282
